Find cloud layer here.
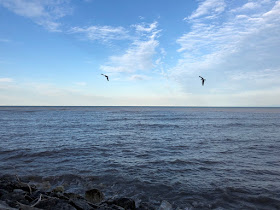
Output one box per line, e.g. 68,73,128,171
0,0,71,31
100,22,161,74
171,0,280,94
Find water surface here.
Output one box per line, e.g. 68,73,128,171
0,106,280,209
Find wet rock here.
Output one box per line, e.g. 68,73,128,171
35,197,75,210
36,181,51,191
97,203,125,210
85,188,104,204
0,189,9,198
136,201,156,210
68,198,95,210
107,197,136,210
13,188,26,194
52,185,65,193
64,192,84,200
1,191,30,208
17,202,43,210
158,200,172,210
0,200,18,210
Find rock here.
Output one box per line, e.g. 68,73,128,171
137,201,156,210
0,189,9,198
17,202,43,210
158,200,172,210
68,198,95,210
52,185,65,193
1,191,29,208
35,197,76,210
107,197,136,210
85,189,104,204
36,181,51,191
64,192,97,210
13,189,26,194
0,200,18,210
97,203,125,210
191,201,198,208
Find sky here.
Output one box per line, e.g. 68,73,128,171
0,0,280,106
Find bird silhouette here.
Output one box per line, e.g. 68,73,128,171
101,74,109,81
199,76,206,86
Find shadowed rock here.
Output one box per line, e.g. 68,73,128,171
85,188,104,204
106,197,136,210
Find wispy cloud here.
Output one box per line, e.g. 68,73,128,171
185,0,226,20
100,21,161,73
133,21,158,33
0,0,72,32
69,25,129,42
171,0,280,93
0,77,13,82
129,74,150,81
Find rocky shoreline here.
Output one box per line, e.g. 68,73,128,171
0,174,173,210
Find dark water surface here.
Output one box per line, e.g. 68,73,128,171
1,106,280,209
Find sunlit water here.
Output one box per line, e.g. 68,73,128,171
1,106,280,209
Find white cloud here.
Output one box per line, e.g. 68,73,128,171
101,39,159,73
133,21,158,33
0,0,71,32
230,1,266,13
129,74,150,81
69,25,128,42
171,0,280,93
186,0,226,20
0,77,13,82
100,21,160,73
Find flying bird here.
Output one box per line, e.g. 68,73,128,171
199,76,206,86
101,74,109,81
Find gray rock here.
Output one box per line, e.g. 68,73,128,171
0,200,18,210
35,197,76,210
52,185,65,193
85,189,104,204
158,200,172,210
13,188,26,194
107,197,136,210
1,191,29,208
68,197,95,210
17,202,43,210
0,189,9,198
137,201,156,210
97,203,125,210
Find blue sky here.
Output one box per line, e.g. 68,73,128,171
0,0,280,106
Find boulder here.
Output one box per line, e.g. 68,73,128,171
158,200,172,210
52,186,65,193
1,191,29,208
85,189,104,204
0,200,18,210
107,197,136,210
35,197,75,210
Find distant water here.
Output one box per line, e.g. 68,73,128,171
1,106,280,209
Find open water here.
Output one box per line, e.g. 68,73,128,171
0,106,280,209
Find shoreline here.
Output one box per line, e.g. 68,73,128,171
0,174,171,210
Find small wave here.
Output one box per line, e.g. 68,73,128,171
198,159,221,165
105,118,131,121
168,159,194,165
134,123,180,129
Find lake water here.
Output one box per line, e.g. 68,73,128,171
0,106,280,209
